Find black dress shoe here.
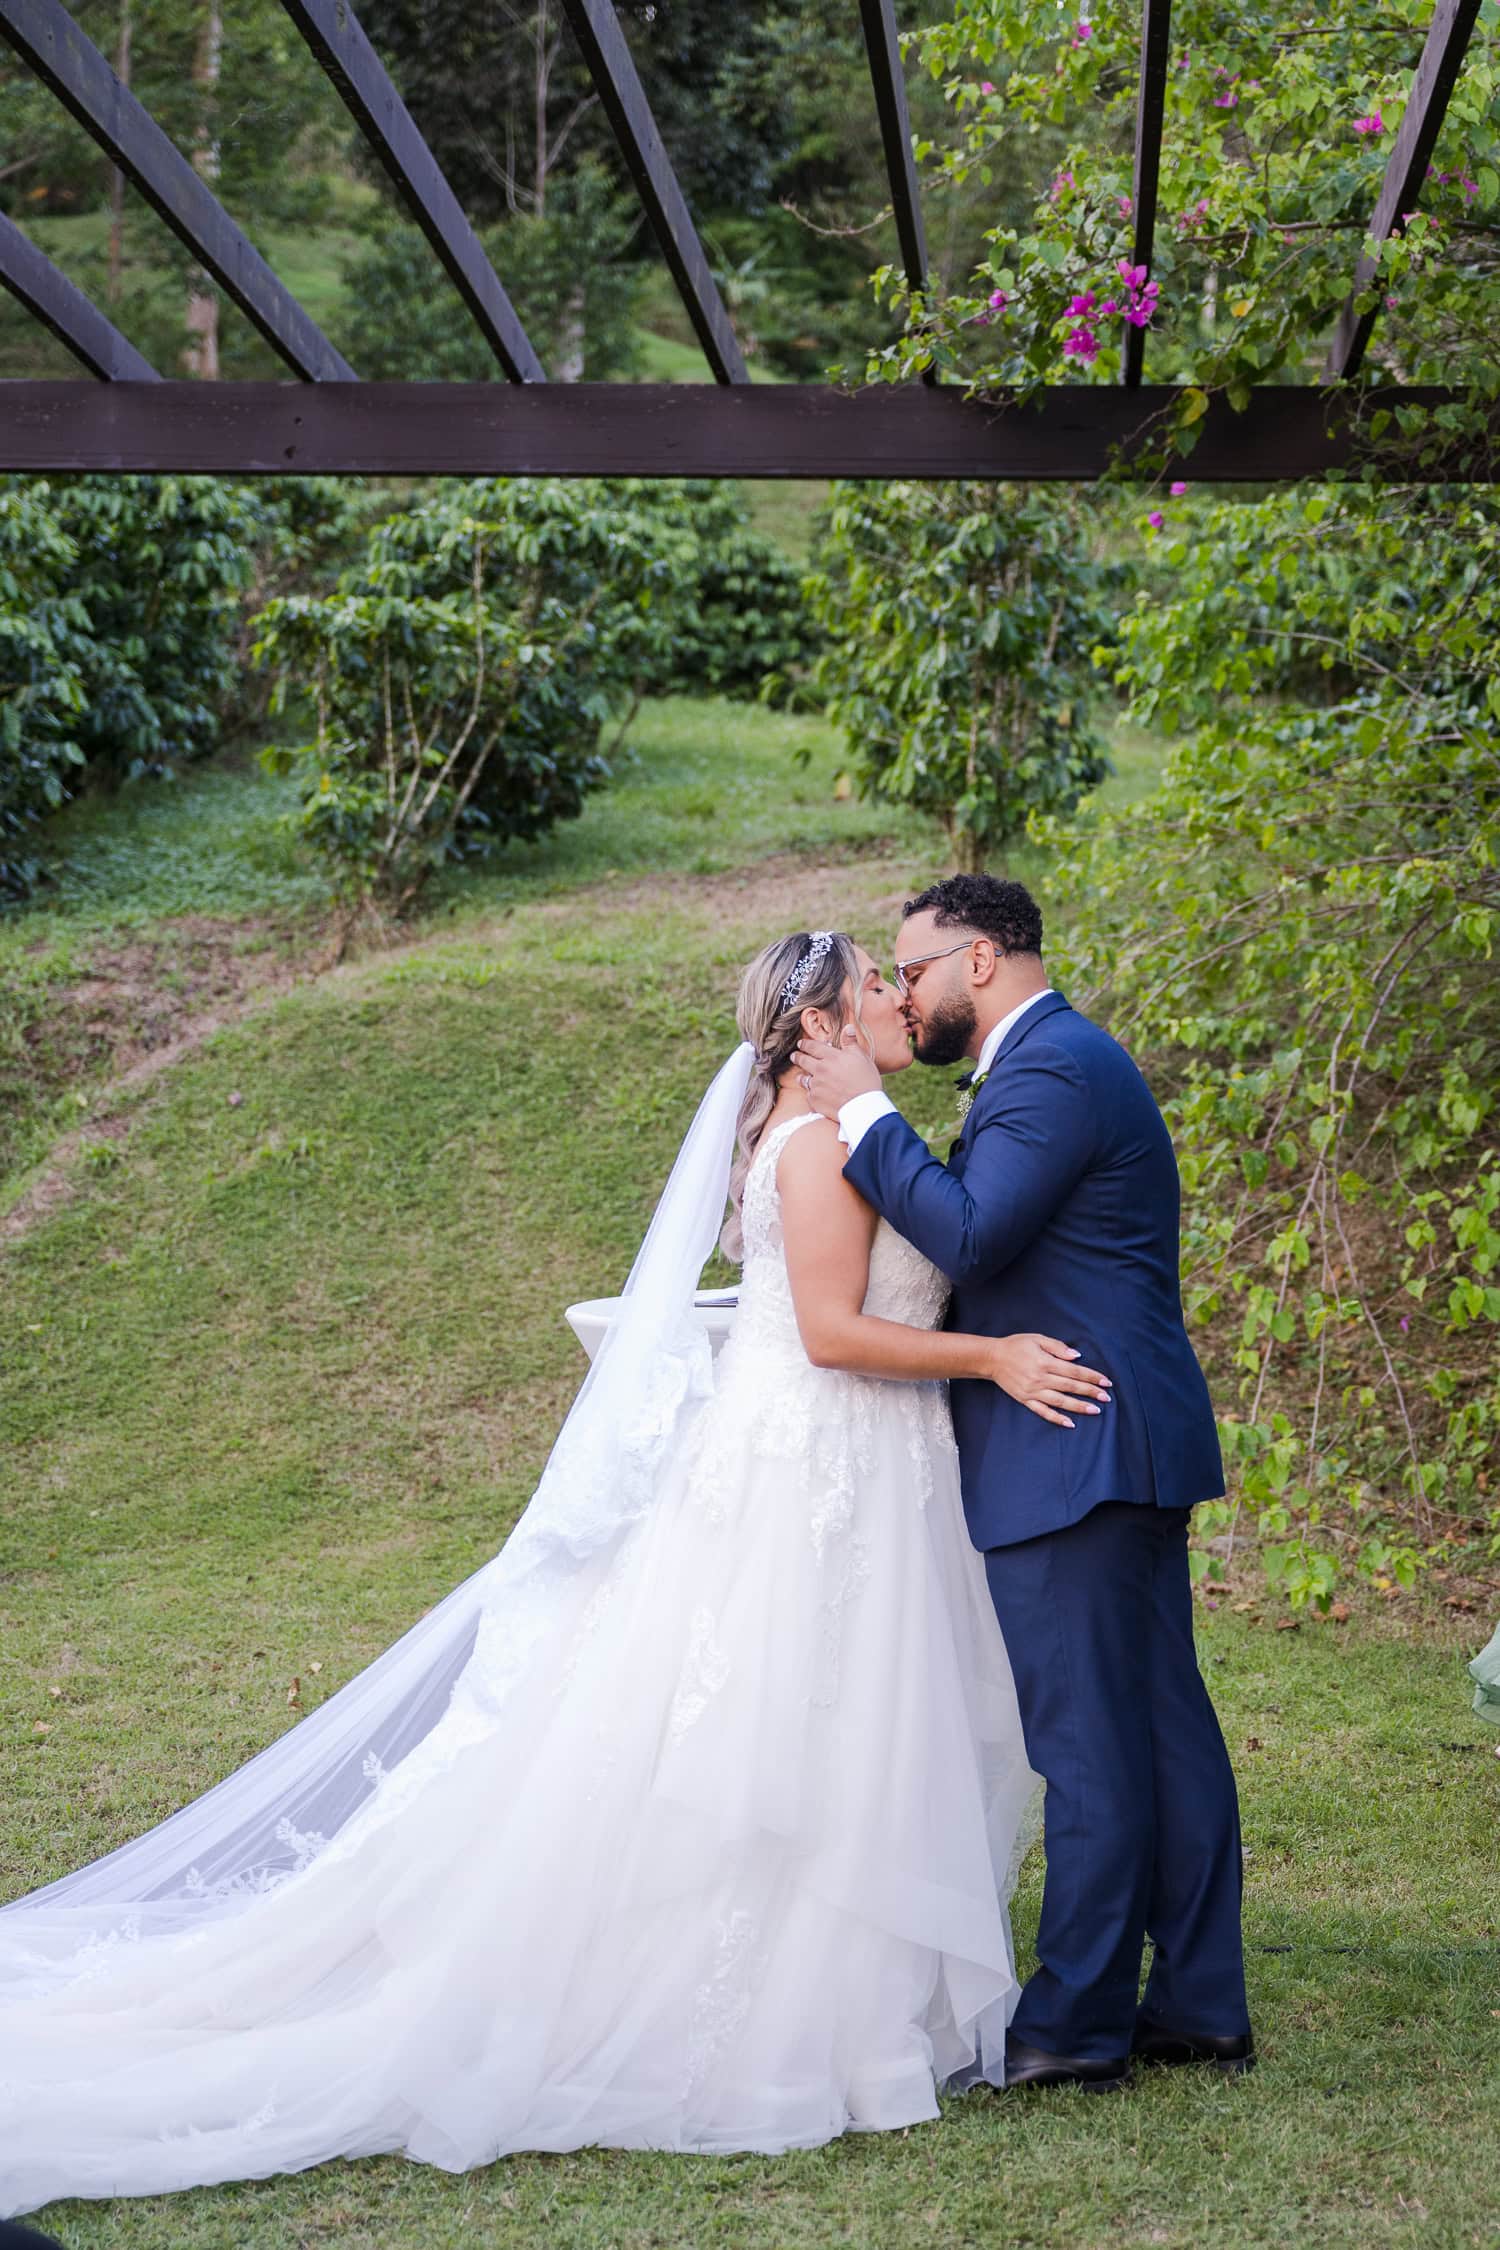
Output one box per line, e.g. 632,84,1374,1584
1004,2036,1131,2092
1131,2016,1257,2075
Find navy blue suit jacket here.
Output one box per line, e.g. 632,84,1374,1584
843,992,1223,1549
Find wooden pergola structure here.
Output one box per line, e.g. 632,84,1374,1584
0,0,1486,479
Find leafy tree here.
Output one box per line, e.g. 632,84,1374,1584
342,160,643,383
1037,481,1500,1603
806,481,1115,868
350,0,805,228
1,0,344,377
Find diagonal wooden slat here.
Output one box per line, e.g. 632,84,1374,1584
1326,0,1482,381
1122,0,1173,389
0,383,1490,482
279,0,544,383
858,0,927,298
0,0,355,381
0,211,159,379
556,0,747,385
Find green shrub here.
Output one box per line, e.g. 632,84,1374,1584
806,480,1116,867
37,477,260,785
629,482,823,700
0,486,93,900
1040,485,1500,1604
251,479,701,912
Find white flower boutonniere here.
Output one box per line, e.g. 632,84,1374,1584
955,1067,991,1121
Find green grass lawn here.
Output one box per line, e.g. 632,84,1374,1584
2,697,1496,2247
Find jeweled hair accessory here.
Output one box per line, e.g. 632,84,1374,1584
778,930,835,1014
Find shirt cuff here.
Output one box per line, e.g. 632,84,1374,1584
837,1090,898,1154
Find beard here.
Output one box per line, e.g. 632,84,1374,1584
911,990,978,1068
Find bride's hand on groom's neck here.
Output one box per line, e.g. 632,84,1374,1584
792,1027,882,1119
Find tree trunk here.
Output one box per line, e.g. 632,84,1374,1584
952,825,983,873
182,0,222,379
106,0,132,307
533,1,551,218
555,281,586,381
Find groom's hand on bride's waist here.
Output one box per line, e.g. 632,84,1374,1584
792,1030,883,1121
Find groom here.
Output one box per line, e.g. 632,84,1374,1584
795,873,1252,2091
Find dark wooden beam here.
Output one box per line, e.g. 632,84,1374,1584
0,211,158,380
1123,0,1173,389
279,0,544,383
858,0,927,295
0,0,354,381
556,0,747,385
0,381,1489,481
1326,0,1482,381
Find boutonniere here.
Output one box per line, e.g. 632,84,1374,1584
955,1067,991,1121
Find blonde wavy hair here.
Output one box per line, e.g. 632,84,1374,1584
720,930,867,1262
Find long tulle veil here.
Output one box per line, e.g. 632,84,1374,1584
0,1043,757,1992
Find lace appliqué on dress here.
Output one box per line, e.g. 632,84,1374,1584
668,1607,732,1746
681,1909,768,2101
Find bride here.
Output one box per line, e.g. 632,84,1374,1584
0,929,1111,2217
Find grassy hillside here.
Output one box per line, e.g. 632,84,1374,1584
1,697,1496,2248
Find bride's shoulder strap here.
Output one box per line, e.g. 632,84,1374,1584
758,1110,829,1171
744,1113,831,1236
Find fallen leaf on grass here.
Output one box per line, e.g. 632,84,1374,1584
1329,1602,1350,1622
33,1722,50,1736
287,1677,301,1708
1276,1618,1300,1632
1245,1737,1263,1752
309,1661,323,1675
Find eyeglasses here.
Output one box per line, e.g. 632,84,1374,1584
893,939,976,998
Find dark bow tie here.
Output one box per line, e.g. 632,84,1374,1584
955,1070,976,1092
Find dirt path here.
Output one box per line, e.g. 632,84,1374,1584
2,846,920,1245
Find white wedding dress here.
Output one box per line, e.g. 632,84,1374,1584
0,1110,1035,2217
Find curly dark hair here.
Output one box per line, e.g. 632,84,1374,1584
902,873,1044,958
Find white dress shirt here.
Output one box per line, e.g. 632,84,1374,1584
837,987,1055,1156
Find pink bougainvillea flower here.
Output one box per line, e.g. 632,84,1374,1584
1099,298,1120,316
1071,20,1093,44
1214,89,1239,108
1385,292,1399,310
1067,291,1098,315
1049,169,1076,199
1118,192,1133,218
980,79,995,93
1062,323,1100,361
1169,480,1188,497
1147,509,1165,529
988,288,1009,311
1117,260,1148,289
1354,112,1383,136
1124,304,1154,327
1462,176,1480,197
